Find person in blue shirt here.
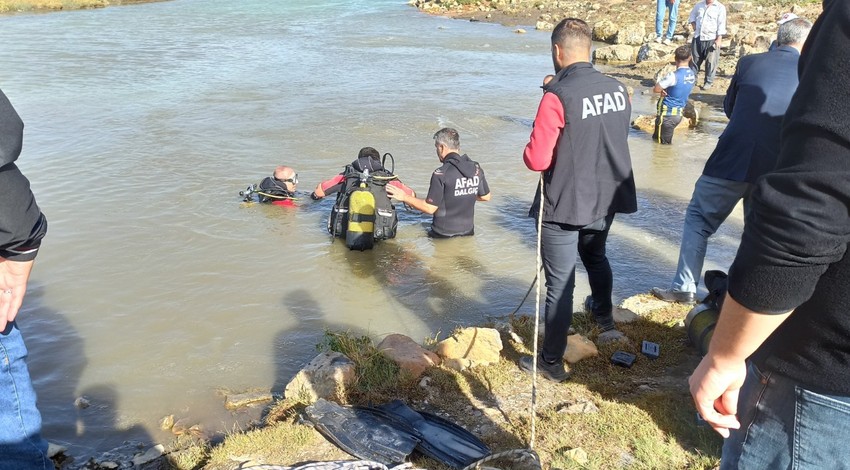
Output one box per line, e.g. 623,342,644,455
652,45,697,144
652,17,812,304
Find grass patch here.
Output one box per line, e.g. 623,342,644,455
317,330,418,404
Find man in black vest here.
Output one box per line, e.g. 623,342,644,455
519,18,637,382
387,128,491,238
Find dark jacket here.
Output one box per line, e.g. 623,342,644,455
524,62,636,226
728,0,850,394
702,46,801,183
0,89,45,261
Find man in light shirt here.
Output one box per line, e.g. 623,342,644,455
689,0,727,90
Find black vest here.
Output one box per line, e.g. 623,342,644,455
328,165,398,241
530,62,637,226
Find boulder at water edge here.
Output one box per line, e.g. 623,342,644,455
378,333,441,378
284,351,356,403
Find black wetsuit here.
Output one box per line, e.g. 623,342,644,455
424,153,489,238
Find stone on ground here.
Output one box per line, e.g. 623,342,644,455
564,334,599,363
435,327,503,370
284,351,356,403
378,333,441,378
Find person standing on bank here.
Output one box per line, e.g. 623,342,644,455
688,0,727,90
0,88,51,469
655,0,680,45
652,45,697,145
519,18,637,382
689,2,850,466
652,17,811,304
386,128,491,238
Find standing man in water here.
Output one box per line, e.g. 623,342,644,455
387,128,491,238
689,3,850,465
519,18,636,382
0,88,51,469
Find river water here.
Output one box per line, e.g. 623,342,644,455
1,0,742,459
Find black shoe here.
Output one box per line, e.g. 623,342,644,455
650,287,696,304
585,295,616,331
519,355,571,382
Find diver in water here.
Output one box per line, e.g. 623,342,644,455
241,165,298,207
312,147,414,249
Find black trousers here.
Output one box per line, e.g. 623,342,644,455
539,215,615,363
653,114,683,144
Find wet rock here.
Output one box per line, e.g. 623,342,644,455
535,20,553,31
378,333,441,378
159,414,174,431
224,390,274,410
284,351,356,403
74,396,91,409
171,417,193,436
593,45,635,63
47,442,67,459
435,327,503,368
132,445,165,468
564,334,598,364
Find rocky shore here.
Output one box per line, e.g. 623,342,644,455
410,0,821,100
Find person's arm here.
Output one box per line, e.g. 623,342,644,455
523,92,565,171
689,294,792,437
387,184,437,214
388,179,415,198
715,6,727,47
476,167,491,201
0,257,35,332
654,71,677,95
0,90,23,168
688,5,698,33
311,174,344,199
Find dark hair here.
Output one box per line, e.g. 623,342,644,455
433,128,460,150
674,45,692,62
551,18,591,49
357,147,380,160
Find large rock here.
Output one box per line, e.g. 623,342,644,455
593,45,635,63
727,1,752,13
564,334,598,364
615,22,647,46
435,327,502,370
284,352,356,403
631,100,699,134
378,333,441,378
592,19,619,43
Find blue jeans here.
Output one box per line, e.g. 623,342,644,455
0,323,50,470
656,0,679,39
539,215,614,363
672,175,751,294
722,363,850,469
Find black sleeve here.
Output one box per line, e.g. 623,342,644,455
727,0,850,314
0,89,23,168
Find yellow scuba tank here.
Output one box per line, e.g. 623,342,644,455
346,179,376,251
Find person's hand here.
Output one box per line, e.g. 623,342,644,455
310,191,321,200
0,257,35,332
386,185,406,203
689,354,746,437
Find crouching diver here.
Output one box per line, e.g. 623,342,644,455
311,147,414,250
240,165,298,207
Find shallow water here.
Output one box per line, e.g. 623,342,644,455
0,0,742,458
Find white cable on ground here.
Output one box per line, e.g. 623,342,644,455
530,175,545,450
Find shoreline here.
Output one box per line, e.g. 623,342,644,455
0,0,170,14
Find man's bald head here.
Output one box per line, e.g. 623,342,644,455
273,165,297,190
